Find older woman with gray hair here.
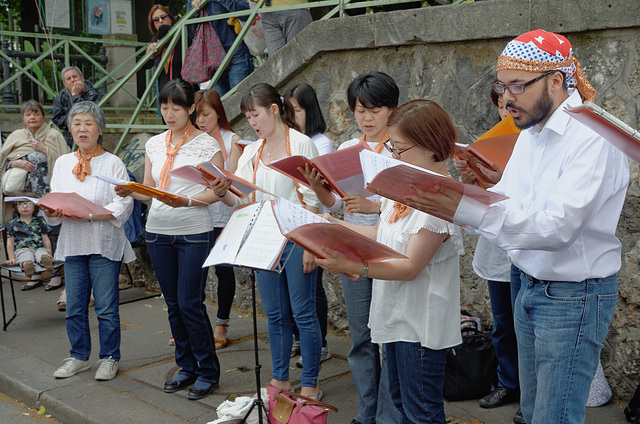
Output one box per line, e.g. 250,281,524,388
44,101,134,382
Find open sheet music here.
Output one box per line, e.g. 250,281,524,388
564,102,640,164
166,162,269,198
267,141,372,198
271,198,407,278
203,201,288,272
360,150,508,223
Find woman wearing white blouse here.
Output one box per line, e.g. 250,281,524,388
46,102,134,382
315,100,463,424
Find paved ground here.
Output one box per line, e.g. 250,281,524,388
0,280,631,423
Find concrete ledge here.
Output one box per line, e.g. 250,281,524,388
225,0,640,121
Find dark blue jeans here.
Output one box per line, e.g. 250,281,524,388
146,230,220,385
385,341,448,424
488,280,519,390
213,227,236,324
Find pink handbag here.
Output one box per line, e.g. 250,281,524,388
267,384,337,424
181,10,227,83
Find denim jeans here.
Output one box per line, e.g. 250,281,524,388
65,254,121,361
514,272,617,424
487,280,519,390
255,241,321,387
146,230,220,384
213,227,236,324
213,53,254,97
341,274,400,424
385,342,448,424
510,264,522,310
292,267,328,346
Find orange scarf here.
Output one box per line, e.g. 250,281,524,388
359,129,389,154
72,145,105,182
388,202,411,223
252,125,305,205
159,123,195,190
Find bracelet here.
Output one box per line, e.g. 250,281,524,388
216,191,227,198
89,214,94,223
361,261,369,279
187,198,193,207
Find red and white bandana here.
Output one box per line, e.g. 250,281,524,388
496,29,595,103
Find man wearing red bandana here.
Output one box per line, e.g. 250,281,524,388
406,29,629,423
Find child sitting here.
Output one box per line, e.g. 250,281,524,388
4,190,54,290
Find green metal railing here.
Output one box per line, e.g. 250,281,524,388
0,0,470,154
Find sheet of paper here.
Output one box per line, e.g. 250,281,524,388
272,198,328,234
235,202,287,270
92,174,129,185
4,196,40,204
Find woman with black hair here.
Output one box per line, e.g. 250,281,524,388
117,79,233,400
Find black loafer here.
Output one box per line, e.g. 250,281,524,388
188,382,218,400
21,281,43,291
513,407,525,424
479,387,520,408
163,375,197,393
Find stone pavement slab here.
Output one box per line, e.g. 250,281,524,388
0,280,630,423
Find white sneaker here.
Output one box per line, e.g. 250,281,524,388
95,357,119,381
296,344,332,368
53,357,90,378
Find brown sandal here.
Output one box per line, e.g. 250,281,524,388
214,323,229,349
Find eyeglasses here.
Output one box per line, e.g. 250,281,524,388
491,71,554,95
152,13,169,23
384,141,414,159
17,201,34,207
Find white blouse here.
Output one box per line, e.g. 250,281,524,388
145,131,221,236
208,129,235,228
235,127,320,209
47,152,135,263
369,198,464,350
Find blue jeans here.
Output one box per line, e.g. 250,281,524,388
341,275,400,424
510,264,522,310
213,53,254,97
487,280,519,390
65,255,121,361
146,231,220,384
255,241,321,387
213,227,236,324
385,342,448,424
514,272,617,424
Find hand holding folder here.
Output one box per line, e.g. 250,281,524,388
37,192,112,219
93,174,210,206
454,115,520,185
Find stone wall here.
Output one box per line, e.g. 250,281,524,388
209,0,640,400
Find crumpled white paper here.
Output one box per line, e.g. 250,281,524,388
208,388,269,424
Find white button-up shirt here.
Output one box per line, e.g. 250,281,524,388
454,90,629,282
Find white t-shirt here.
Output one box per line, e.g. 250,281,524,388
310,133,334,156
145,131,221,236
47,152,135,263
235,127,320,209
370,198,464,350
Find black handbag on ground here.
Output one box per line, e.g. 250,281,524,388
443,318,498,401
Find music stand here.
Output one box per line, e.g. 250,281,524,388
239,271,271,424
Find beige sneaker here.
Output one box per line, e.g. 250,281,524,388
54,357,90,378
95,357,118,381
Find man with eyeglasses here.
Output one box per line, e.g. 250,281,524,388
406,29,629,424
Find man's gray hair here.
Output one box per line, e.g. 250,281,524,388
61,66,83,78
67,101,106,133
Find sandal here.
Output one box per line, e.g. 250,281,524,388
214,323,229,349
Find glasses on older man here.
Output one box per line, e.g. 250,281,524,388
152,13,169,23
384,141,415,159
491,71,554,95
